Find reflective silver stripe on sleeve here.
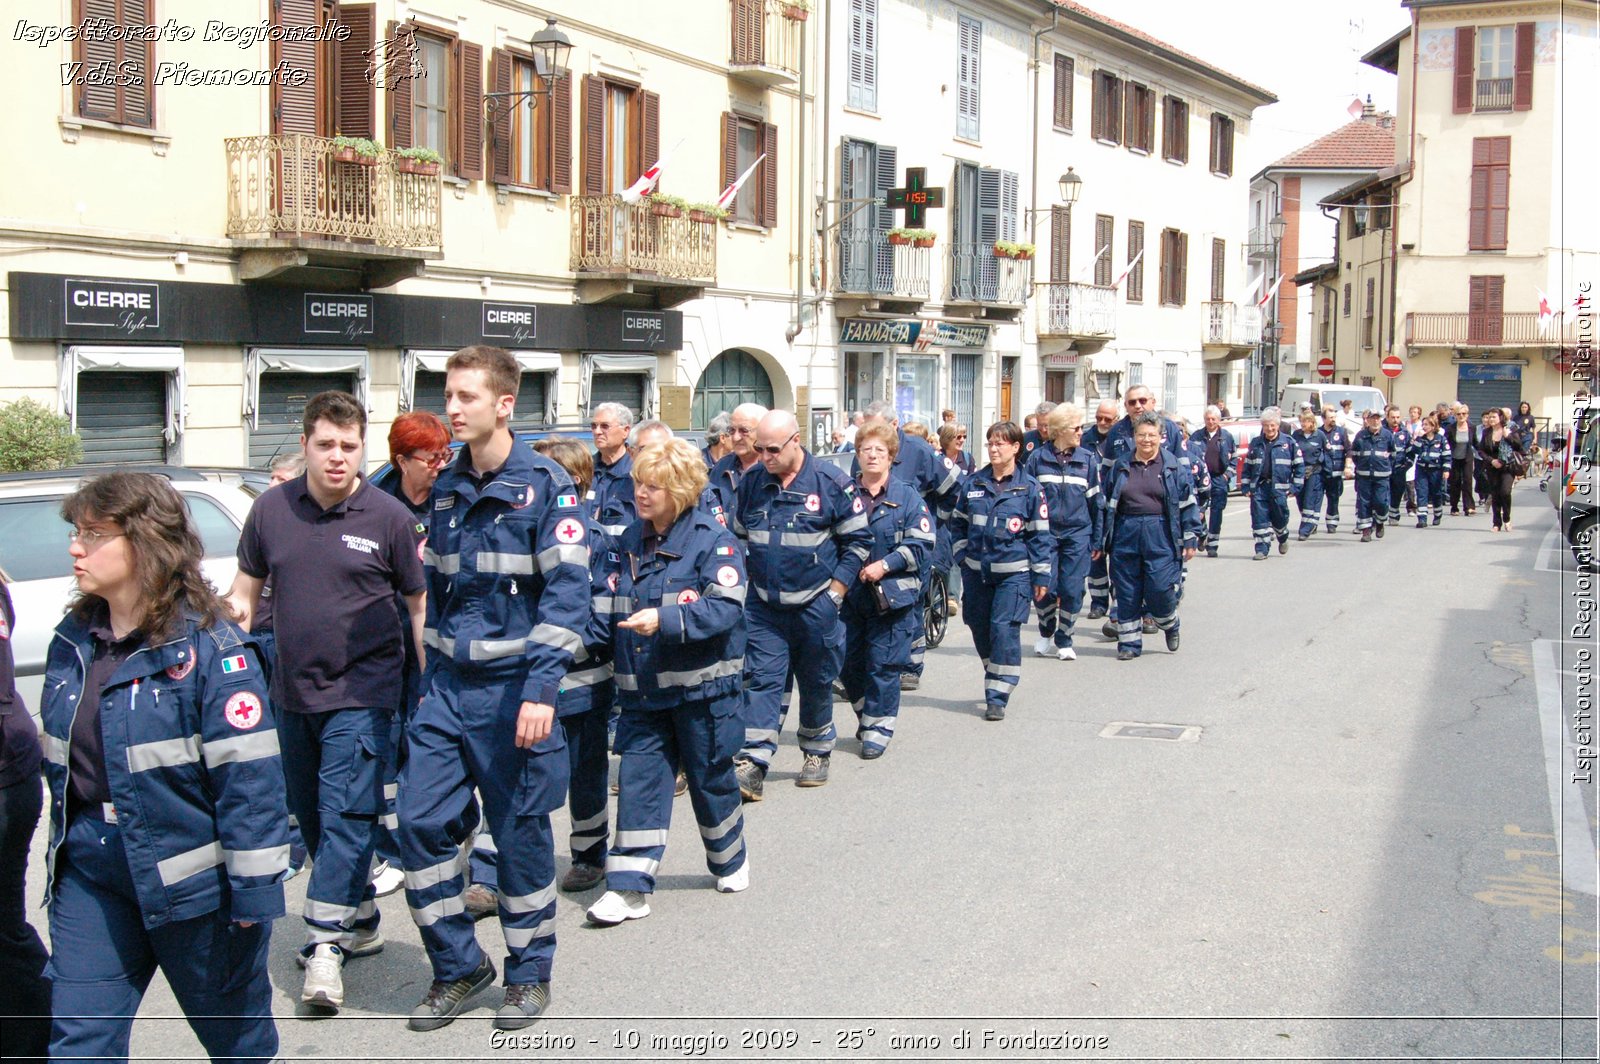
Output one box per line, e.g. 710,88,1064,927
563,663,615,689
905,526,936,544
224,844,289,877
478,551,534,575
470,637,526,661
989,559,1029,574
530,623,584,655
126,733,202,773
894,545,919,571
592,595,625,615
421,548,460,574
616,657,745,690
42,733,68,766
422,630,457,656
201,730,280,770
834,513,869,535
705,582,747,604
537,544,588,573
969,513,990,527
157,841,224,886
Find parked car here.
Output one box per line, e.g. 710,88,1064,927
1218,417,1265,495
1548,398,1596,570
1278,383,1387,434
0,466,259,715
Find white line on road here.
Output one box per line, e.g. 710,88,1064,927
1534,521,1569,573
1531,638,1598,896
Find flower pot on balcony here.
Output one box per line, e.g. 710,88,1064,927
397,158,440,176
688,209,715,223
333,147,359,164
914,236,936,248
1014,250,1034,260
783,4,810,20
650,203,682,218
887,232,911,246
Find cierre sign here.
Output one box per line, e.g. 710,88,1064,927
304,293,374,336
482,301,537,340
622,313,664,344
63,278,160,330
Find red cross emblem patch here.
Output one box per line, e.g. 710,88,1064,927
1007,516,1023,533
554,518,585,543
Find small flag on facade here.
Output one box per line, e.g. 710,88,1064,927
716,153,767,210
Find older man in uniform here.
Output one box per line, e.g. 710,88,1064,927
589,402,637,538
1190,405,1235,557
1082,400,1119,615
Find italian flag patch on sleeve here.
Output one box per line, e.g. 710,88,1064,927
221,654,249,674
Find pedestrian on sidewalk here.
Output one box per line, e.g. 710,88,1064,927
1477,408,1526,532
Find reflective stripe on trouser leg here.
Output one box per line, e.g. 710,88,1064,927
561,700,611,868
1036,595,1058,638
739,599,791,768
492,814,557,985
848,604,910,750
1297,475,1324,536
904,574,927,676
469,820,499,891
1323,474,1343,530
1355,478,1387,529
1207,487,1228,539
1250,488,1274,553
607,709,676,893
1264,487,1290,541
1087,552,1111,609
1110,515,1177,655
679,693,747,877
976,573,1028,709
790,595,841,756
1052,535,1090,649
1390,471,1407,515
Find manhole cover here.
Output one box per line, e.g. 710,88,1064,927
1099,721,1201,742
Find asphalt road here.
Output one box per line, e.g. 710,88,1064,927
22,480,1599,1062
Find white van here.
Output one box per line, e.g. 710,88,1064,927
1278,383,1389,434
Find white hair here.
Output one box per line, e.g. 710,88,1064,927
628,419,673,448
1260,406,1283,424
591,401,635,429
1204,405,1222,419
731,402,769,423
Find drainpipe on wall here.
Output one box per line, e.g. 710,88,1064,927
1028,7,1057,414
1389,7,1421,371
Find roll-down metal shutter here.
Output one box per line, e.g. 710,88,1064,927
77,371,167,463
250,372,355,468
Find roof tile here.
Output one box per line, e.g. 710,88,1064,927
1268,117,1397,170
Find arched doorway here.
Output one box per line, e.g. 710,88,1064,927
693,349,774,428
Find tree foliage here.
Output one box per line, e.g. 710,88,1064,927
0,397,83,472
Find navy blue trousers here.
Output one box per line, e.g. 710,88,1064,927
961,570,1030,708
1250,485,1291,555
560,697,611,869
1415,469,1446,523
1355,476,1389,529
740,596,841,768
1207,483,1229,541
1037,532,1091,648
840,599,914,752
1322,474,1345,531
1296,475,1325,536
1087,551,1111,610
0,775,51,1062
1109,515,1181,656
398,670,567,985
608,694,747,893
280,706,389,954
48,815,276,1064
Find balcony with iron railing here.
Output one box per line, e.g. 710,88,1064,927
1475,77,1514,113
947,243,1029,310
224,133,442,286
1247,226,1278,259
1405,311,1575,348
1203,301,1264,352
570,196,717,307
833,231,930,303
729,0,804,87
1037,282,1117,343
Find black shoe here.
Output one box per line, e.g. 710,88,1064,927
559,864,604,893
1116,648,1137,661
1375,522,1385,539
1165,628,1180,652
673,771,688,797
1278,538,1288,554
1101,618,1119,639
1206,547,1218,558
860,743,885,760
494,983,551,1031
983,703,1005,721
1432,516,1442,526
1141,618,1157,634
1417,520,1427,529
796,754,830,787
1087,605,1108,620
408,958,497,1032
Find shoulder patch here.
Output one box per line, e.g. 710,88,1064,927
715,565,740,588
556,493,579,508
223,691,263,730
206,625,242,652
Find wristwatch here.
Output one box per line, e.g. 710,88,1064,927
826,589,845,608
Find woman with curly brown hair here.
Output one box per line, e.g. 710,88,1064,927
39,472,289,1062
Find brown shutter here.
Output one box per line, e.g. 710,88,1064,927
1513,22,1535,110
388,20,413,148
1052,55,1072,131
760,121,778,229
1127,220,1144,301
640,90,661,185
270,0,320,134
721,113,738,193
454,40,484,180
1453,26,1475,113
1142,89,1154,152
581,75,604,194
335,4,376,137
119,0,152,127
1487,150,1510,249
77,0,121,122
488,49,513,184
1176,232,1188,305
1468,160,1489,249
1210,238,1225,301
550,72,573,194
1050,205,1070,282
1123,85,1135,147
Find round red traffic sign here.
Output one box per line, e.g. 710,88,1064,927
1317,356,1335,379
1381,353,1404,379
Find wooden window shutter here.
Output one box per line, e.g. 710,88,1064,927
1487,144,1510,249
1127,220,1144,301
118,0,152,127
1176,232,1188,305
640,90,661,185
270,0,320,134
77,0,121,123
1513,22,1535,110
1094,214,1113,286
760,122,779,229
581,75,604,194
1050,205,1070,282
549,73,573,194
1142,89,1155,151
1159,229,1170,304
1211,238,1225,301
1208,115,1219,172
454,40,484,180
1123,84,1136,147
1453,26,1475,113
721,113,738,193
1468,159,1489,249
78,0,153,127
388,21,413,148
334,4,376,137
488,49,513,185
1053,54,1072,131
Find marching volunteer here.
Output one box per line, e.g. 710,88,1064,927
1,573,49,1061
947,421,1053,720
705,403,769,520
1384,406,1415,527
589,402,637,538
1290,408,1326,539
586,439,751,926
1025,404,1103,661
1102,414,1202,660
1350,407,1397,542
730,410,872,796
1190,407,1235,558
1241,407,1305,560
839,423,935,756
1410,415,1451,527
1082,401,1118,612
1319,406,1352,533
42,472,288,1062
398,346,589,1032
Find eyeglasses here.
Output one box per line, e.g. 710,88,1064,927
590,421,618,432
728,426,755,437
1127,398,1154,407
1094,415,1115,423
406,451,452,468
754,433,797,456
68,527,124,549
955,434,968,440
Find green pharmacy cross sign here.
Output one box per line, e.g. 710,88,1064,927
885,167,945,229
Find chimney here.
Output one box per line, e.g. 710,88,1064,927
1362,94,1376,119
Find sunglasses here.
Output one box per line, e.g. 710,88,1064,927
754,433,797,456
406,451,452,468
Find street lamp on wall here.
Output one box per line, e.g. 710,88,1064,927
1025,167,1084,234
483,18,573,118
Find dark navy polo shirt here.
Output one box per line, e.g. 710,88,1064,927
70,605,143,810
1120,458,1168,516
237,475,426,714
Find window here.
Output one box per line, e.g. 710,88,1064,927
1469,136,1510,251
1320,289,1333,351
1342,282,1352,317
956,15,981,140
1210,238,1226,302
1050,205,1072,282
73,0,153,127
488,50,573,193
1454,24,1534,113
1091,71,1123,144
1468,275,1506,344
722,113,778,227
389,23,485,180
1093,214,1114,287
1124,83,1155,153
1162,95,1188,163
1362,277,1376,348
1348,203,1367,238
414,34,451,162
950,163,1018,301
848,0,878,111
272,3,374,140
1127,362,1143,388
1163,364,1179,412
1370,191,1392,230
1159,228,1188,306
1476,26,1514,111
1208,113,1234,176
1053,54,1074,132
580,76,659,196
839,138,896,293
1126,221,1145,302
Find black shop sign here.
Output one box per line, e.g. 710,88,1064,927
63,277,160,332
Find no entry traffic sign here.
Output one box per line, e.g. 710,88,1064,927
1381,353,1404,379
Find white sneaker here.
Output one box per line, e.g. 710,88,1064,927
586,890,650,926
715,856,750,894
1033,637,1054,657
301,944,344,1008
1055,646,1077,661
370,860,404,898
296,927,384,968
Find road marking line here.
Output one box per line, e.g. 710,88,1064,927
1534,522,1568,573
1531,638,1598,896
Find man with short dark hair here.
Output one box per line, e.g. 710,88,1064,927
227,391,427,1014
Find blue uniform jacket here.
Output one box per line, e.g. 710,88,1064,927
40,615,288,929
1243,431,1306,492
852,429,963,522
556,515,616,718
705,452,756,518
849,477,936,613
589,449,636,538
1098,415,1190,492
733,451,873,608
605,507,748,710
1025,442,1103,543
1182,434,1213,497
1350,426,1398,478
1291,428,1326,478
1320,425,1352,476
1102,451,1204,559
949,465,1054,590
423,439,591,707
1386,424,1415,472
1190,427,1237,495
1410,432,1451,470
